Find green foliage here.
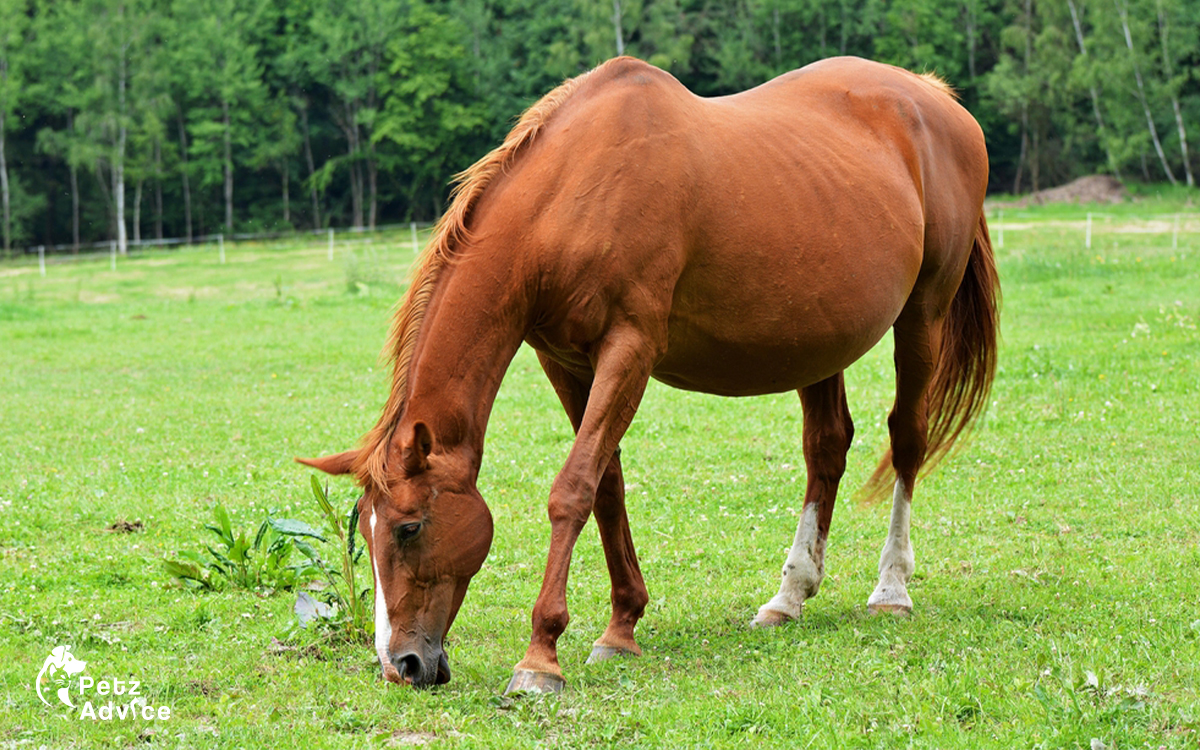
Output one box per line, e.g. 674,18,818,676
3,0,1200,251
163,503,323,590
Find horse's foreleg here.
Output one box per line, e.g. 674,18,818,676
868,312,941,615
506,332,656,695
753,373,853,627
534,354,649,664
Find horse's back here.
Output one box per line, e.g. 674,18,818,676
497,57,988,395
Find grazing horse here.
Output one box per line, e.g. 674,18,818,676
300,56,999,694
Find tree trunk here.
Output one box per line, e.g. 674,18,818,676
300,102,321,229
133,178,143,244
1031,128,1041,193
964,0,977,81
817,7,827,56
115,37,128,256
367,139,377,229
0,51,10,256
65,111,79,251
223,99,233,232
1169,96,1193,187
278,158,288,226
153,136,163,239
177,108,193,243
772,5,781,70
1067,0,1121,178
1157,0,1194,186
612,0,625,57
1013,106,1028,194
350,157,363,228
1012,0,1032,194
70,160,80,252
353,139,364,228
840,0,849,55
0,103,9,256
1117,0,1176,185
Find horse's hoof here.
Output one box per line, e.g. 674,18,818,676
867,602,913,617
504,669,566,695
751,608,795,628
586,644,639,664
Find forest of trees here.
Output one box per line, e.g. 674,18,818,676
0,0,1196,256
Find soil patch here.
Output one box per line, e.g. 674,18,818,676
992,175,1128,207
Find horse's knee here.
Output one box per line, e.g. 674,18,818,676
547,473,597,528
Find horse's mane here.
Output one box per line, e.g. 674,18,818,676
353,64,598,490
914,70,959,100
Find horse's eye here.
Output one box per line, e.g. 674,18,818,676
396,523,422,542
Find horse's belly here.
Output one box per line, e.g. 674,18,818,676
653,297,898,396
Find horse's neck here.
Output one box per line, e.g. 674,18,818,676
401,253,530,461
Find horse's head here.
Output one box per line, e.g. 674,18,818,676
299,421,493,687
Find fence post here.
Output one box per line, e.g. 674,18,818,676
39,246,46,277
410,221,419,253
111,241,117,271
1085,212,1092,250
218,233,225,264
328,228,334,261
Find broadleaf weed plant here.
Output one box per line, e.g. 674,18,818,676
287,477,372,644
163,503,321,591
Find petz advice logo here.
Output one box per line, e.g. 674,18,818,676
36,645,172,721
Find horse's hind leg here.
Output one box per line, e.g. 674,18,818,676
868,310,943,615
585,451,649,662
753,373,853,627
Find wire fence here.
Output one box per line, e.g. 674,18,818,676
986,210,1200,252
9,221,436,278
8,211,1198,278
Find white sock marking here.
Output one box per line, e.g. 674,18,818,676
758,502,824,620
868,479,916,609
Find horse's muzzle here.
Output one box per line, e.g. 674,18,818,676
384,649,451,687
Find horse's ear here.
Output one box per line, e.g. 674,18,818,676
296,450,359,476
402,422,433,476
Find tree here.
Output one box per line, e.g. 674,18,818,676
375,1,488,219
0,0,30,254
1115,0,1176,184
1154,0,1195,186
67,0,159,255
1066,0,1123,178
299,0,404,229
249,94,301,227
174,0,267,233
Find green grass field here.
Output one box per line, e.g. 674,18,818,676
2,197,1198,749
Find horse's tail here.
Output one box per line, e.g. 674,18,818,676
864,212,1000,499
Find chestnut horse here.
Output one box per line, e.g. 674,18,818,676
300,56,998,693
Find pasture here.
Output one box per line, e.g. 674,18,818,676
2,195,1198,749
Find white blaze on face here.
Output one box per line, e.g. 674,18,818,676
370,508,393,669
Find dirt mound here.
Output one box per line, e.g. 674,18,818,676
1026,175,1128,205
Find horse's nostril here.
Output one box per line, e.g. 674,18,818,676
394,653,422,684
